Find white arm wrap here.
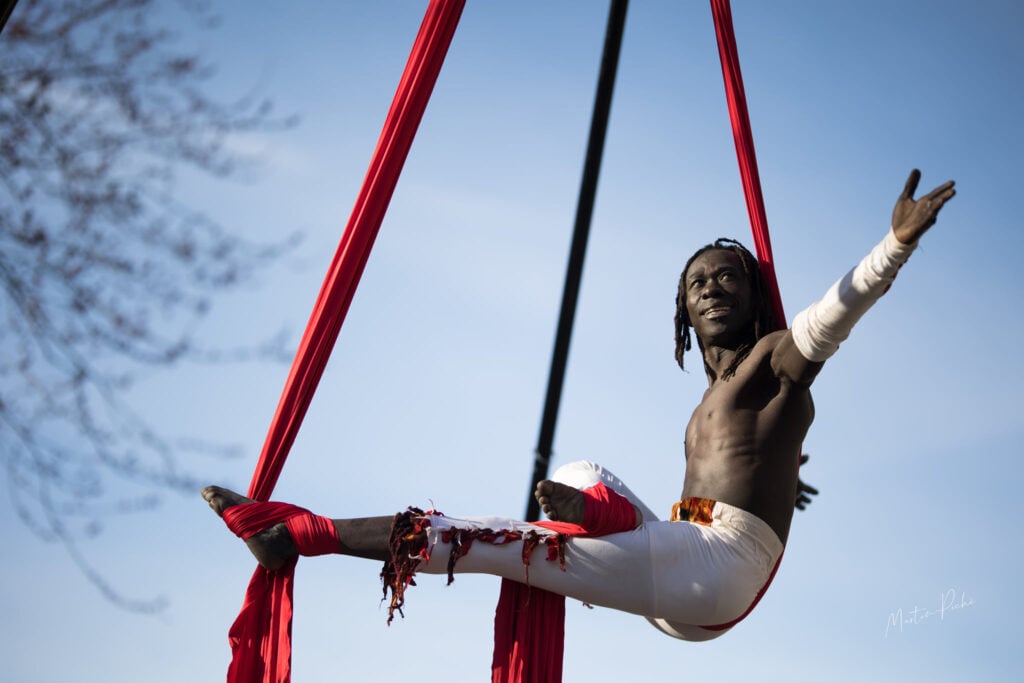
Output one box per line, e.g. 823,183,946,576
791,229,917,362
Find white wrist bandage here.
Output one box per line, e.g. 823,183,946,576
791,229,917,362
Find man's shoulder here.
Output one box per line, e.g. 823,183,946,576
748,330,789,358
734,330,802,379
749,328,823,387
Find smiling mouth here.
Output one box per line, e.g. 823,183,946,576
703,306,731,320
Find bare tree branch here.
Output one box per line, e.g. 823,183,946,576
1,0,298,610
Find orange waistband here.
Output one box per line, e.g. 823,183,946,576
670,497,716,526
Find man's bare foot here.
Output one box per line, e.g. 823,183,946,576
201,485,254,516
534,480,586,524
201,486,298,571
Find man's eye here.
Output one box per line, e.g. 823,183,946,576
720,272,735,282
689,279,703,290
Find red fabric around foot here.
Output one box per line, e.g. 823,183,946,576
580,481,638,534
222,501,339,556
223,502,305,540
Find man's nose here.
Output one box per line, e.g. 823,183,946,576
701,279,723,297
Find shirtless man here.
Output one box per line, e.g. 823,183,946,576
204,169,954,638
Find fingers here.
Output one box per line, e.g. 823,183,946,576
795,481,819,510
796,456,817,511
901,168,922,199
916,181,956,229
925,181,956,211
926,179,955,198
907,171,956,210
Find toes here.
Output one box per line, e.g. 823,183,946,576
201,487,226,516
201,485,247,517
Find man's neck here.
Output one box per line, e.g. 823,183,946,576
701,339,754,385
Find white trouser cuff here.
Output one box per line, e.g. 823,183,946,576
791,229,916,362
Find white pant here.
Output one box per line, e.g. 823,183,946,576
416,461,784,641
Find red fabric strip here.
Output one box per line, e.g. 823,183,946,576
581,481,637,534
222,501,337,557
245,0,466,505
223,502,309,541
709,2,793,623
224,3,465,682
491,584,566,683
221,501,338,556
709,0,786,329
285,512,340,557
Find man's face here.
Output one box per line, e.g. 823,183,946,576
683,249,754,348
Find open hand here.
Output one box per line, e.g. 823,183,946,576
891,169,956,244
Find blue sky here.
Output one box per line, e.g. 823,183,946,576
3,1,1022,681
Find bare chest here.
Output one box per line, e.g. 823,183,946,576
688,369,764,436
685,368,811,460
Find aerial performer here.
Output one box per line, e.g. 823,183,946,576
204,169,954,641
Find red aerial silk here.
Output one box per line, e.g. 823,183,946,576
491,486,638,682
492,586,567,683
709,0,796,639
223,2,465,681
491,482,638,683
710,0,787,328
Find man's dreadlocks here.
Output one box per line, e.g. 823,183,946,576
673,238,778,379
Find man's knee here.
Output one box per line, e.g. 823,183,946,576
551,460,604,489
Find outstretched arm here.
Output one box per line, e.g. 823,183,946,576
773,169,956,385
